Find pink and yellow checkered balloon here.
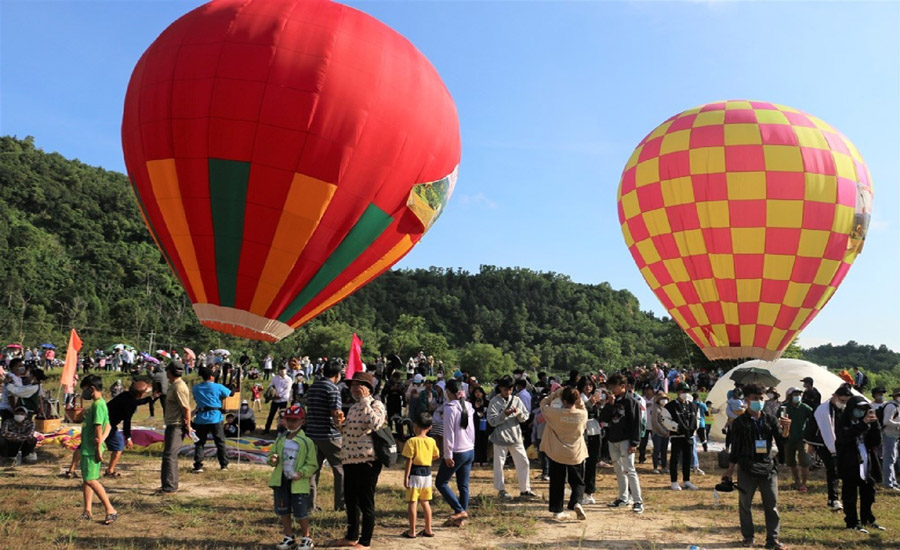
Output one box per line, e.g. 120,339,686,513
617,100,873,361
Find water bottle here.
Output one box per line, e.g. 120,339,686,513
712,489,720,508
189,430,199,443
14,450,23,466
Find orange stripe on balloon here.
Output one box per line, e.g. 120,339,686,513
146,159,207,303
248,173,337,316
291,235,415,328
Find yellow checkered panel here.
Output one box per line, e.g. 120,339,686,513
616,100,873,361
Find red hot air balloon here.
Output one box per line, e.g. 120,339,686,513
617,100,872,362
122,0,460,342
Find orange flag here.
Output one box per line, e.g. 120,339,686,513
346,333,363,380
60,328,82,388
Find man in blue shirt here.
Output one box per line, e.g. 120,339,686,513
192,366,234,473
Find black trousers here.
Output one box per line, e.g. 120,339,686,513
264,400,287,432
584,434,601,494
0,437,36,457
670,437,692,482
344,461,382,546
193,422,228,469
548,458,585,513
814,446,840,503
841,474,876,527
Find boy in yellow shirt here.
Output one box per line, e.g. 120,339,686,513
401,412,440,538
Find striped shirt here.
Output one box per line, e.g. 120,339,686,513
305,378,342,440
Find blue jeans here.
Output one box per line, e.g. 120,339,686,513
652,434,669,469
691,434,700,469
883,434,899,488
436,449,474,514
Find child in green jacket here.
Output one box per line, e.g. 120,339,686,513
267,405,317,549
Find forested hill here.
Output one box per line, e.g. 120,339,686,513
0,136,896,377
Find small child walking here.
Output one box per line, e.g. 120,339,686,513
79,375,118,524
401,412,440,538
252,384,263,412
267,405,316,550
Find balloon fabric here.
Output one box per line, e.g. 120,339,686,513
122,0,461,342
617,100,873,362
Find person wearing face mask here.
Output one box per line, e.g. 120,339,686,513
835,397,885,533
0,405,36,464
238,400,257,434
487,376,536,500
806,383,854,511
663,383,699,491
78,375,118,524
782,387,813,493
722,383,791,550
103,376,155,477
649,392,670,474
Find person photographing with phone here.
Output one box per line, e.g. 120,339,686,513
836,396,885,533
721,383,790,550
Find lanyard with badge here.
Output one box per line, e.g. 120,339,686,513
752,416,768,455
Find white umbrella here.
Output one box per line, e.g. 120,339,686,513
213,349,231,356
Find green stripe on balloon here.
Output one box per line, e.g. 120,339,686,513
277,203,393,323
209,158,250,308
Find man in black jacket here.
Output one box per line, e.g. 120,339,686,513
722,383,791,550
598,373,644,514
665,382,699,491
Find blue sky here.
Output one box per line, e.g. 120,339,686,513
1,1,898,350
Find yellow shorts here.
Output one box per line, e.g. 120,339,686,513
405,486,433,502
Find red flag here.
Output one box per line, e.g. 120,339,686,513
346,333,363,379
60,328,82,388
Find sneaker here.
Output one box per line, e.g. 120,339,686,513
650,469,660,474
220,466,229,471
741,538,754,547
693,467,705,476
849,524,869,534
24,452,38,464
553,511,571,519
864,522,887,531
671,482,682,491
581,494,596,505
540,474,551,481
276,535,296,550
498,490,512,499
683,481,699,491
191,467,204,474
574,503,586,520
608,498,632,508
632,502,644,514
520,490,538,499
297,537,314,548
828,500,844,511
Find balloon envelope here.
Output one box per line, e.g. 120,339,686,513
617,100,873,361
122,0,460,342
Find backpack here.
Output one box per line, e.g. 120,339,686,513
859,373,869,390
371,424,398,467
877,402,898,428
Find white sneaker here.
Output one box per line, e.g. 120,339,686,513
671,482,682,491
581,494,595,505
498,490,512,499
296,537,314,549
693,468,705,476
650,469,660,474
24,452,37,464
683,481,699,490
574,503,587,520
553,511,571,520
276,536,296,550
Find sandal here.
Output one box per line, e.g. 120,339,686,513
103,513,119,525
80,512,92,521
400,531,416,539
64,471,79,479
418,530,436,537
103,471,122,478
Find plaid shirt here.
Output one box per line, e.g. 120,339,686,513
1,417,35,441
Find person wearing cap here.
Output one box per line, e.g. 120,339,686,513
722,383,790,550
806,383,853,511
881,388,900,490
836,395,885,533
800,377,821,410
159,361,192,494
267,404,317,550
238,399,256,434
323,371,386,550
783,387,813,492
663,382,699,491
191,366,234,473
487,376,536,499
0,404,36,463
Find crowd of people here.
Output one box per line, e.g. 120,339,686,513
1,343,897,550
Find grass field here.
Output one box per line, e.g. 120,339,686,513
3,370,898,549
